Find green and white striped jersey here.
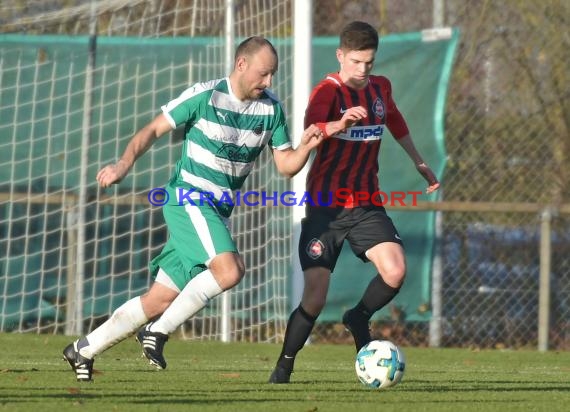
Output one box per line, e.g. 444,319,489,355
161,77,291,217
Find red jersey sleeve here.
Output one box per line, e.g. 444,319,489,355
380,76,409,139
304,76,339,128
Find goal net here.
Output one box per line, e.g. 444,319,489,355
0,0,294,342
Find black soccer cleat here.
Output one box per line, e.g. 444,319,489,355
62,340,94,382
136,323,169,370
268,365,292,384
342,308,372,352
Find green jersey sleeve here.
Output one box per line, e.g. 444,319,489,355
160,79,220,129
268,100,291,150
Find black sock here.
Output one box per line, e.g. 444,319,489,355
354,275,400,320
276,305,317,372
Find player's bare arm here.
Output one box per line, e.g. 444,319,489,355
395,134,440,193
272,124,324,178
96,114,173,188
316,105,367,137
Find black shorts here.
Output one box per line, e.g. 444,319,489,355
299,206,403,272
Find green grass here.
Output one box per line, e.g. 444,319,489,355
0,333,569,412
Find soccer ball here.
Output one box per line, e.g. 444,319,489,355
355,340,406,389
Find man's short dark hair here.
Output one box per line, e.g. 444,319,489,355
235,36,278,61
339,21,379,52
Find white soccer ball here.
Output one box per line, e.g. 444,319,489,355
355,340,406,389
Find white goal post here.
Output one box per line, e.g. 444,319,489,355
0,0,312,343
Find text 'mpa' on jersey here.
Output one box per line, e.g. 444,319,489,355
161,78,291,216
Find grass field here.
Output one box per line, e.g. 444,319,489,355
1,333,569,412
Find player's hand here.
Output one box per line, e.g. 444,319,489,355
338,105,367,130
96,160,130,188
416,163,440,194
300,124,325,149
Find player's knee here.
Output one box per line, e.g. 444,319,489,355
209,253,245,290
232,258,246,283
218,265,245,290
230,265,246,285
301,287,327,315
381,265,406,288
302,296,326,316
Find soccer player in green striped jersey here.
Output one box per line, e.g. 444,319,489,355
63,36,325,381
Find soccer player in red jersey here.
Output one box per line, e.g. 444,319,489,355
269,21,439,383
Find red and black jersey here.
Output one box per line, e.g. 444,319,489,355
305,72,409,208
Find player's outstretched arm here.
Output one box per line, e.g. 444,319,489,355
272,124,325,178
395,134,440,194
96,114,173,188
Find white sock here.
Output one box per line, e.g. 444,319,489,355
150,270,223,335
80,296,148,359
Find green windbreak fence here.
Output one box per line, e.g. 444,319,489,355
0,35,226,190
312,30,459,322
0,30,458,328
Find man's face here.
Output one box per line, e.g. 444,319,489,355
336,48,376,89
235,46,278,100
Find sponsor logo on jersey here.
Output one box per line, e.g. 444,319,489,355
336,125,384,141
216,111,228,122
306,238,325,259
210,133,240,143
217,143,253,162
